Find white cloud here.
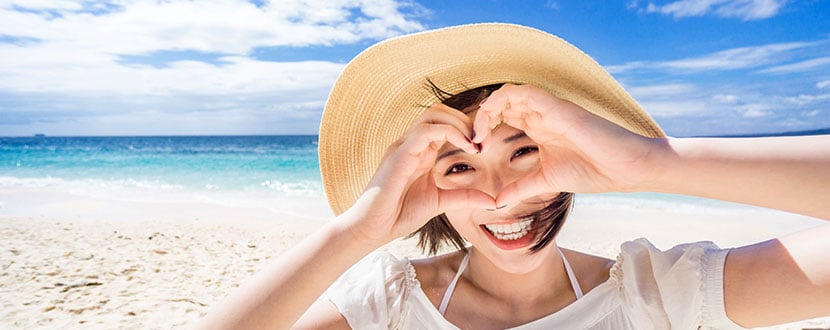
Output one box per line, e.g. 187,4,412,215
784,93,830,106
818,80,830,89
624,83,708,117
625,82,782,120
1,0,424,53
0,0,425,94
0,0,426,135
736,103,772,118
0,51,345,95
624,81,817,122
626,83,696,97
760,57,830,74
607,40,819,73
641,0,788,20
636,90,775,119
545,1,560,10
712,93,739,104
6,0,84,11
638,100,710,117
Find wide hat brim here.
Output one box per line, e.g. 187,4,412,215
319,23,664,215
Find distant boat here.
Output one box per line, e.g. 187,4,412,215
34,133,46,137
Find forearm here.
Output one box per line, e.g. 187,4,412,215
646,135,830,220
198,217,380,329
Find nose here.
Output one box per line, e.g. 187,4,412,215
478,169,505,200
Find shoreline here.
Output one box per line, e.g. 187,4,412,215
1,186,828,329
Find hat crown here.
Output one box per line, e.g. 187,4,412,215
319,23,663,215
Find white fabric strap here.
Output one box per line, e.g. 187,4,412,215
438,249,582,316
560,249,584,299
438,252,470,316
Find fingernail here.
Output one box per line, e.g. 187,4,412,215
464,139,476,154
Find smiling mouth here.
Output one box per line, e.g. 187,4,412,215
482,216,534,241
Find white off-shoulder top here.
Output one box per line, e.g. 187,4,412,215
324,239,745,329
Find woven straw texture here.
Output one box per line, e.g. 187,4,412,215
318,23,664,215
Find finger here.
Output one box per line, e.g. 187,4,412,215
401,124,478,159
472,96,503,144
437,188,497,212
370,124,473,191
489,84,543,132
494,169,559,207
473,85,520,143
500,109,531,132
418,103,474,141
428,103,474,128
374,124,479,198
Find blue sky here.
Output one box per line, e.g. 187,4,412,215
1,0,828,137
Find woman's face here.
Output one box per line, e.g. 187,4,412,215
432,110,560,273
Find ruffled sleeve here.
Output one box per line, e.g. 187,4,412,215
323,252,418,330
612,238,746,329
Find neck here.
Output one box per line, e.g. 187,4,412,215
463,245,576,307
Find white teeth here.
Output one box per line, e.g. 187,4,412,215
484,217,533,241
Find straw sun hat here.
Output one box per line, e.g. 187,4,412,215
318,23,664,215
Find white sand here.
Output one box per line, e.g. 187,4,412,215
1,186,828,329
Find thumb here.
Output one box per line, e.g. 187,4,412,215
495,170,559,207
437,188,497,212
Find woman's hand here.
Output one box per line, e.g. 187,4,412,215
472,84,668,206
200,106,496,329
342,103,497,246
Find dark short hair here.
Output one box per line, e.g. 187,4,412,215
409,82,575,255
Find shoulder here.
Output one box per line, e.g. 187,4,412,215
359,250,410,268
611,238,727,287
611,238,737,329
613,238,726,279
352,251,415,282
324,252,420,329
327,251,418,298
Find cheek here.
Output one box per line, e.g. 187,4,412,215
431,169,477,191
444,209,477,237
510,155,540,174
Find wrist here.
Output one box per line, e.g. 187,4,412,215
633,136,677,193
331,208,393,251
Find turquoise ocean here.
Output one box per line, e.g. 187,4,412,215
0,135,763,216
1,135,323,197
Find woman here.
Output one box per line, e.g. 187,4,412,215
199,24,830,329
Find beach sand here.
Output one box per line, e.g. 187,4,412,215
1,187,828,329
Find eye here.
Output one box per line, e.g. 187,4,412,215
445,163,473,175
511,146,539,160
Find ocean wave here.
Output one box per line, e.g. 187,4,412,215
0,175,324,200
0,176,185,191
259,180,323,197
574,193,756,214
